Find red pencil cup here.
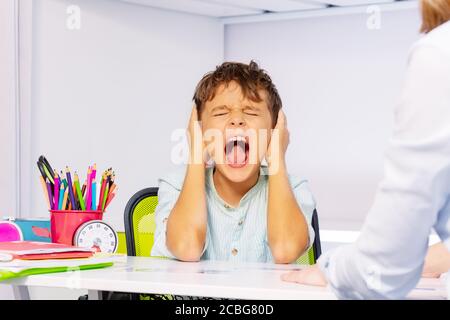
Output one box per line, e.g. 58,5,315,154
50,210,103,245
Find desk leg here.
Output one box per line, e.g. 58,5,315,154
88,290,102,300
12,285,30,300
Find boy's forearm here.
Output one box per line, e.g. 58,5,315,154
166,163,207,261
267,162,309,264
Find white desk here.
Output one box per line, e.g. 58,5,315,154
4,256,447,300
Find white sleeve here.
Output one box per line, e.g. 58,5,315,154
318,44,450,299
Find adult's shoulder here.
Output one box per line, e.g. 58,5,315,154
411,21,450,56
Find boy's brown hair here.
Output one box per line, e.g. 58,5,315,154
193,61,282,127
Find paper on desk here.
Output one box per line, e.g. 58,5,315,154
0,253,14,262
0,254,123,281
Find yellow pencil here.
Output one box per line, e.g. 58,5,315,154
39,176,51,209
62,187,69,210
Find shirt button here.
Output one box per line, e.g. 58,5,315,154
224,204,230,209
231,248,238,256
238,220,244,226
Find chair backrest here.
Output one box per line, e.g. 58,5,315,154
124,187,322,264
124,188,159,257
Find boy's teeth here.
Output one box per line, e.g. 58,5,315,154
229,136,245,142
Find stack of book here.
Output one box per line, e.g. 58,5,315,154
0,241,114,281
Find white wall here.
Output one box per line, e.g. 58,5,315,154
225,8,421,229
29,0,224,229
0,1,18,300
0,1,18,219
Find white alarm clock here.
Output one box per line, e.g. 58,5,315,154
73,220,118,253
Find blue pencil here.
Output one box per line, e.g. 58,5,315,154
58,184,65,210
92,182,97,211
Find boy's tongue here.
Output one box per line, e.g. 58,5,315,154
226,143,246,166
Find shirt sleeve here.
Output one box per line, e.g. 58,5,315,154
150,179,180,259
292,180,317,252
318,44,450,299
151,169,210,260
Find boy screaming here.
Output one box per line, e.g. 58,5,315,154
152,61,316,264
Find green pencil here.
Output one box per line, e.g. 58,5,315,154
74,172,86,211
102,181,110,211
60,171,68,189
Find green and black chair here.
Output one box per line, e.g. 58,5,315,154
124,187,322,263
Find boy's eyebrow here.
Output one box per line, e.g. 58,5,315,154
244,105,261,112
210,105,229,113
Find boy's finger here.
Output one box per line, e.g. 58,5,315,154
190,105,198,123
276,110,286,128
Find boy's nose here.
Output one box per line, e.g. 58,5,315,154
230,119,245,126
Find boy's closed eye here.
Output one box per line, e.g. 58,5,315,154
211,106,229,117
244,106,260,116
214,112,229,117
210,105,260,117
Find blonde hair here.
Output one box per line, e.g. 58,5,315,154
420,0,450,33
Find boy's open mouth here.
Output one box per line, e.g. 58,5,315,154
224,136,249,168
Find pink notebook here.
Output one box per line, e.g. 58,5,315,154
0,241,94,262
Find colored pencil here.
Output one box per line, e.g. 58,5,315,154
109,183,116,195
40,176,51,209
39,156,55,182
91,164,97,181
85,167,92,210
53,172,60,211
37,162,49,183
45,178,54,210
97,173,107,211
89,164,97,211
104,191,116,210
102,181,110,211
109,171,115,187
65,167,77,210
73,182,78,209
37,157,117,212
92,182,97,211
58,184,65,210
62,187,69,210
43,164,54,184
106,186,116,204
74,172,86,211
60,171,68,189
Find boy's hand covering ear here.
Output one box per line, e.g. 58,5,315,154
188,106,203,165
266,110,290,172
187,105,212,166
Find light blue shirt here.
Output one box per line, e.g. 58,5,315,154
151,165,316,263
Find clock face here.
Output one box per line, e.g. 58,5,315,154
73,220,117,253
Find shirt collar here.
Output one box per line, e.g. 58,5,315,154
206,166,268,209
